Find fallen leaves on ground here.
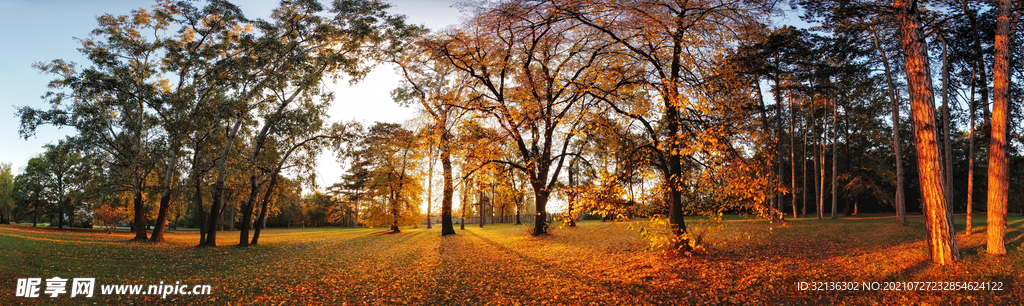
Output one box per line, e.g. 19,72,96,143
1,214,1022,305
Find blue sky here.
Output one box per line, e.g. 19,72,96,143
0,0,464,188
1,0,812,214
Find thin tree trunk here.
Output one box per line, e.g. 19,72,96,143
776,72,785,219
203,118,244,247
843,107,853,217
791,90,797,219
986,0,1011,255
512,170,522,225
941,37,954,220
460,176,467,230
895,0,961,264
238,175,263,246
568,164,577,227
966,61,977,235
871,25,906,226
814,93,822,219
427,143,434,229
819,97,827,220
479,190,485,228
802,107,808,218
151,142,180,242
194,172,207,245
831,91,838,219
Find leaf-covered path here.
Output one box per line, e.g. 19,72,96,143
1,216,1022,305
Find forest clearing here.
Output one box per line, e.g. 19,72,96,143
1,0,1022,304
2,216,1021,305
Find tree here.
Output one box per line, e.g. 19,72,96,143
0,163,13,224
555,0,774,243
433,1,606,235
19,3,171,239
201,0,415,247
250,123,348,245
13,140,93,229
894,0,960,264
985,0,1012,256
149,0,248,243
354,123,424,232
868,22,908,226
392,32,472,236
13,160,48,227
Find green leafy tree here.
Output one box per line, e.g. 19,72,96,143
0,163,13,224
203,0,416,247
18,1,181,240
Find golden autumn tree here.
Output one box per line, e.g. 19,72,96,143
391,34,474,236
552,0,774,244
431,1,603,235
355,122,424,233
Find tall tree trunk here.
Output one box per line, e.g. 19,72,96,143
986,0,1011,256
665,98,687,236
440,141,455,236
966,62,977,235
490,182,495,224
831,93,838,219
203,118,244,247
511,169,522,225
664,29,688,240
962,0,984,234
941,37,954,219
895,0,961,264
819,97,826,219
479,190,485,228
813,93,822,219
252,178,276,245
427,144,434,229
791,90,797,218
238,174,263,246
843,108,853,217
568,164,577,227
460,176,467,230
151,142,180,243
802,108,808,218
871,26,907,226
960,0,991,137
776,73,785,219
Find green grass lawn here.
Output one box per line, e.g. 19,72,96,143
1,214,1022,305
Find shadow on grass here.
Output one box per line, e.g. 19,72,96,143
460,228,654,299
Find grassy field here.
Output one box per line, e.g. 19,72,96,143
1,214,1022,305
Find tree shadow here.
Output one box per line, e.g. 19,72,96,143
884,257,932,282
459,228,658,301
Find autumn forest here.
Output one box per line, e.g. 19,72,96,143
0,0,1022,304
